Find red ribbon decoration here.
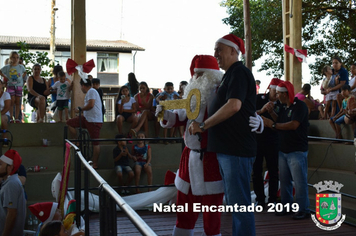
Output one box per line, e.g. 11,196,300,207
284,44,307,63
66,59,95,75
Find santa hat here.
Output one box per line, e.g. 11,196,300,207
164,170,176,185
29,202,59,224
0,150,22,175
216,34,245,55
267,78,283,90
277,81,295,104
190,55,220,77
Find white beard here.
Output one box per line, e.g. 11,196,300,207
183,70,223,111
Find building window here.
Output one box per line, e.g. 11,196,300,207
97,53,118,73
1,49,14,66
54,51,71,68
103,95,115,122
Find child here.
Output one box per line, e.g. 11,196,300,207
0,51,27,123
92,78,105,121
156,82,179,144
321,65,339,119
178,80,188,98
329,84,352,139
349,63,356,96
50,71,72,122
113,134,136,194
156,82,179,103
150,89,161,143
132,131,152,193
256,80,261,94
131,82,154,137
177,81,188,137
116,85,138,136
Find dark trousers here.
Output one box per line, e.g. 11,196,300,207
252,143,279,203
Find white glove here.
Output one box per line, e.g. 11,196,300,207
249,113,264,134
155,105,163,117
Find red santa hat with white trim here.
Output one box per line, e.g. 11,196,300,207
0,149,22,175
190,55,220,77
29,202,59,224
216,34,245,56
276,81,295,104
267,78,283,90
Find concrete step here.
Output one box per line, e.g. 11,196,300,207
91,142,183,170
25,141,182,203
7,123,67,147
4,139,182,172
7,121,165,147
25,165,178,203
308,168,356,196
12,146,64,171
72,142,183,170
308,141,355,172
309,120,354,140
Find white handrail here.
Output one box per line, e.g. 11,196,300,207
65,139,157,236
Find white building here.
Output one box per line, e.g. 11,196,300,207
0,35,145,121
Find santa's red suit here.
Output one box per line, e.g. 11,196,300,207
160,55,224,236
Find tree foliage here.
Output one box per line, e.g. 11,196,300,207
16,41,54,103
17,41,54,78
221,0,356,85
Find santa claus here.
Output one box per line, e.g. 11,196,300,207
156,55,262,236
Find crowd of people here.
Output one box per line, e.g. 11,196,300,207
114,72,189,144
320,59,356,139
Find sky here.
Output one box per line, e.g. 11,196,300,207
0,0,322,99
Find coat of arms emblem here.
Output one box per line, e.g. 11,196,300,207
311,180,346,230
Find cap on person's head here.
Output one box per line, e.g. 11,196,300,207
29,202,59,224
268,78,283,90
0,150,22,175
92,78,100,84
216,34,245,56
190,55,220,77
277,81,295,104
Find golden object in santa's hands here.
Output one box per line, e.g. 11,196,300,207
157,89,201,122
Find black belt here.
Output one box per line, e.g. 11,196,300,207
191,148,207,161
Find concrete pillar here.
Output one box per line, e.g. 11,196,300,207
70,0,86,117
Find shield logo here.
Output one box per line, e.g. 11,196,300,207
315,193,342,225
274,106,280,113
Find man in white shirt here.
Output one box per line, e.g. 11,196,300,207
67,79,103,169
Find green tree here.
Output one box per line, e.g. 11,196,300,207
17,41,54,77
221,0,356,84
17,41,54,103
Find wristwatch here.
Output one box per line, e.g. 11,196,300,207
272,122,276,129
199,122,206,132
